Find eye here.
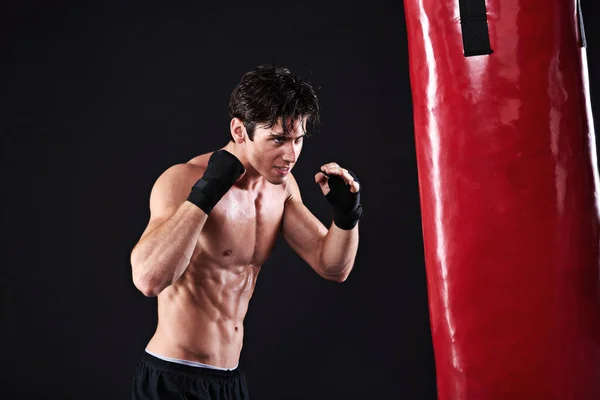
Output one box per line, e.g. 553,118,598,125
295,137,304,144
272,137,285,144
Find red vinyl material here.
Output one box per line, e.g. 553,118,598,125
403,1,600,398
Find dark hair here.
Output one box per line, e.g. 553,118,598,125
228,65,320,141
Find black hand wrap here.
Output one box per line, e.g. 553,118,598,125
325,170,363,230
186,150,245,214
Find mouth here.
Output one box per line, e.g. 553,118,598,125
274,166,291,175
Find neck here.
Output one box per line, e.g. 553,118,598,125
222,141,263,190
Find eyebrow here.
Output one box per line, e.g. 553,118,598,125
269,131,306,139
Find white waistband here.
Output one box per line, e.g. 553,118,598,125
145,349,238,371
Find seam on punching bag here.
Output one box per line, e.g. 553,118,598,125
459,0,493,57
577,0,587,48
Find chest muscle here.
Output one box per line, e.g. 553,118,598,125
196,189,285,266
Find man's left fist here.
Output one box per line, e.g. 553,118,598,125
315,162,363,230
315,162,360,194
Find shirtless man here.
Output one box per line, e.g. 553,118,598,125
130,65,363,400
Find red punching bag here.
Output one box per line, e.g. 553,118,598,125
403,0,600,398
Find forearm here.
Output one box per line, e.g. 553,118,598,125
319,222,359,280
131,201,207,296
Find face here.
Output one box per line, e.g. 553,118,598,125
245,118,306,184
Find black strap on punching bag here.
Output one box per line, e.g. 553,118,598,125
577,0,587,48
459,0,493,57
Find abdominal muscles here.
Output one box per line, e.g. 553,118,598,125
149,184,283,368
153,257,261,367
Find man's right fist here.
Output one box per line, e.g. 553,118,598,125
186,150,245,214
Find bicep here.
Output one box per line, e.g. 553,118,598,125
282,195,329,273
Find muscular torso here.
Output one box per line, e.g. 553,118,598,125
146,156,289,369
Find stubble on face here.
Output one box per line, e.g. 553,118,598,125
247,118,307,185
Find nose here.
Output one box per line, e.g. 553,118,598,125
282,142,298,164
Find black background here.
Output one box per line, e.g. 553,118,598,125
2,1,599,399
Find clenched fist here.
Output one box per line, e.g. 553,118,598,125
315,162,363,230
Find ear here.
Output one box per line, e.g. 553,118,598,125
230,118,246,143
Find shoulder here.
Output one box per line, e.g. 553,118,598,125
186,152,213,170
155,162,202,190
156,151,216,184
281,172,302,202
149,152,214,202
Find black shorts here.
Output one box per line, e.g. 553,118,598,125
132,352,250,400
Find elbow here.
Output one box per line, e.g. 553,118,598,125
131,256,163,297
319,264,352,283
133,277,162,297
328,272,350,283
132,269,162,297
